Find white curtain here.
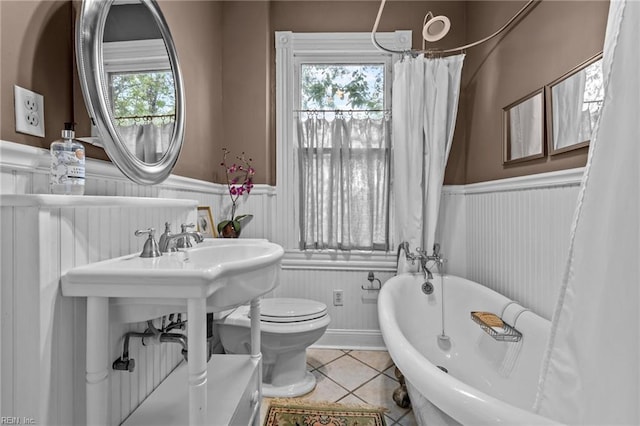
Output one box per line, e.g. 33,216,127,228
117,122,174,163
552,70,588,150
535,1,640,424
297,114,390,250
392,54,464,253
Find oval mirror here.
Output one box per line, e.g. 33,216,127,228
76,0,185,185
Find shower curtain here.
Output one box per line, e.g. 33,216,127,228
392,54,464,254
535,1,639,423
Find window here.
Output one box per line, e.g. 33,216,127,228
300,64,384,111
102,39,176,162
297,62,390,250
103,39,176,126
276,32,410,254
109,71,175,126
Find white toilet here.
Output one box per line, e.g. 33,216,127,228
216,298,330,397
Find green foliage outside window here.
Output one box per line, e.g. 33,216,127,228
301,64,384,111
110,71,175,126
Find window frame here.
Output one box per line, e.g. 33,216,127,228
275,31,410,267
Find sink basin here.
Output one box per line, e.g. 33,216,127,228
62,239,284,322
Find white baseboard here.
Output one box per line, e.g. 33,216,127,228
312,329,387,351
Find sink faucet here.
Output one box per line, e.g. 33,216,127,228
158,222,173,251
159,223,204,252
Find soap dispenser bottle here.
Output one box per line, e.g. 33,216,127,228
50,122,85,195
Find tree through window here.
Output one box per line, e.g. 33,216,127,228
109,71,175,126
300,64,384,112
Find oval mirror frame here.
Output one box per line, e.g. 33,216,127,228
76,0,185,185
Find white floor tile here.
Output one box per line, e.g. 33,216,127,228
353,373,409,421
316,353,379,391
349,350,394,372
385,414,397,425
336,393,368,406
383,365,398,380
396,410,418,426
299,370,349,402
306,348,346,369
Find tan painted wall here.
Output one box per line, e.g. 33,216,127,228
159,1,223,182
0,1,77,150
220,1,272,185
0,1,609,185
460,0,609,184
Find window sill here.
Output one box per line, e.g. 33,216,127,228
282,249,397,271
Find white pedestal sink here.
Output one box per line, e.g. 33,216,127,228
62,239,283,426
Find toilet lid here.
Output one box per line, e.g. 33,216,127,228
257,298,328,323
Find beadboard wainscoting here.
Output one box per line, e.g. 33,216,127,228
0,141,276,242
274,265,396,349
437,169,584,320
0,195,195,425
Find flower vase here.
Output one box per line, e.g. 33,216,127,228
217,214,253,238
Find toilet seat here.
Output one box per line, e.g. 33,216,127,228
217,298,330,332
257,298,328,323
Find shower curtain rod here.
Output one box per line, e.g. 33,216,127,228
371,0,538,57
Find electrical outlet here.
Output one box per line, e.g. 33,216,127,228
14,85,45,138
333,289,344,306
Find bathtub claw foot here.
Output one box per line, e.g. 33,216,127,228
392,366,411,408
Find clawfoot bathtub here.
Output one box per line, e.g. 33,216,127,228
378,273,559,425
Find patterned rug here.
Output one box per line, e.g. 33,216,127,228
263,399,386,426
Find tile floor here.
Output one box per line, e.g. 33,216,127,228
261,348,417,425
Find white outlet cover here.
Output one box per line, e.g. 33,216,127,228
14,85,45,138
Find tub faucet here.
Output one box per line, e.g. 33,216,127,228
397,241,416,264
419,257,434,281
416,244,448,280
416,244,445,267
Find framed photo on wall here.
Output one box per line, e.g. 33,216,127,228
197,206,217,238
503,88,545,164
546,52,603,155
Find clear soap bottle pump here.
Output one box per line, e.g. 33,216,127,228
50,122,85,195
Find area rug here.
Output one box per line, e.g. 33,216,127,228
263,398,386,426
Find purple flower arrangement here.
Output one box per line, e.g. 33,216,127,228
218,149,255,237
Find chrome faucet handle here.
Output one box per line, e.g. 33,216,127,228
432,243,440,256
398,242,416,264
177,223,196,248
134,228,162,258
180,223,195,233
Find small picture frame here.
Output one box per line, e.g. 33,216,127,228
197,206,217,238
546,52,603,155
503,88,546,164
